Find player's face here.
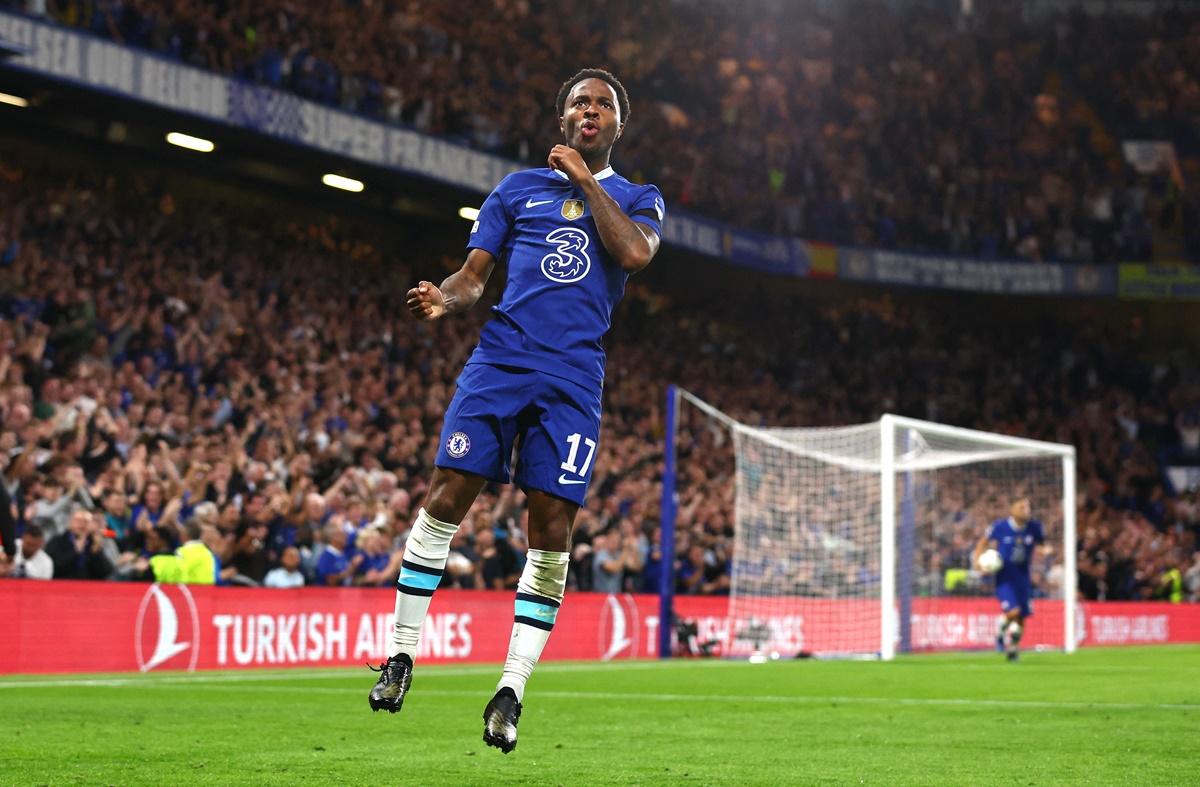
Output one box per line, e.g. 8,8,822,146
560,78,622,155
1011,498,1031,520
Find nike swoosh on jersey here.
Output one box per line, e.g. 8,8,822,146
526,198,555,208
557,474,585,485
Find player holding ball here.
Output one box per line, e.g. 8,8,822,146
974,496,1045,662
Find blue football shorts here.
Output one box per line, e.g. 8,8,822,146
996,576,1032,618
434,362,602,506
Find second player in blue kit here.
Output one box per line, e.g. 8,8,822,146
974,497,1046,662
367,68,664,754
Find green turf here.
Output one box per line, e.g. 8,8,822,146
2,646,1198,785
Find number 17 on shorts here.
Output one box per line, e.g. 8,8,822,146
557,432,596,487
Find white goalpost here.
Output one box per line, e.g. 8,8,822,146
664,389,1077,660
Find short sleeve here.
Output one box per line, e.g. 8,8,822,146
1033,521,1045,544
629,184,665,236
986,521,1000,543
466,176,514,257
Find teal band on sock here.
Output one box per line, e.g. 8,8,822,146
398,567,442,591
514,599,559,626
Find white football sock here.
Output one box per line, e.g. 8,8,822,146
498,549,569,701
388,508,459,660
1004,620,1023,652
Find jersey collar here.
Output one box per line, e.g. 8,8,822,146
553,166,614,181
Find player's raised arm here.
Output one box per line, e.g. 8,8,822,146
549,144,659,273
406,248,496,321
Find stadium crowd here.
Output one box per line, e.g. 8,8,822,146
0,148,1197,602
7,0,1200,262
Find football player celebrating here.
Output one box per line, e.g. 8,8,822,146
368,68,664,753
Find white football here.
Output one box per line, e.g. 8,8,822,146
977,548,1003,575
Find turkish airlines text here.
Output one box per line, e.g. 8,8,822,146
211,612,473,665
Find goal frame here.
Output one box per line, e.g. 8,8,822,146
659,387,1078,660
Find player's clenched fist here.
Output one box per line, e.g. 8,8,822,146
547,145,591,184
407,280,446,320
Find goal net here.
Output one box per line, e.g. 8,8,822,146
666,389,1076,660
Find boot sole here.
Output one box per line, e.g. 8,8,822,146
482,729,517,754
368,695,404,713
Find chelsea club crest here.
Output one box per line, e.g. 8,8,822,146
561,200,585,220
446,431,471,458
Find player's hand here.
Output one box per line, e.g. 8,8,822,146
406,281,445,321
547,144,592,184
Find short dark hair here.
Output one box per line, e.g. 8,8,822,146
556,68,630,124
23,523,43,540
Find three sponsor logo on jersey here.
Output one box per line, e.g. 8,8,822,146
526,196,592,284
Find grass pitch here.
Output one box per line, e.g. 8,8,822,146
2,646,1198,785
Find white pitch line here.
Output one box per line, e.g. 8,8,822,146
449,690,1200,711
948,664,1200,673
1,678,1194,712
0,659,739,690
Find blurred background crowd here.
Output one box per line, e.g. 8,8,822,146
2,0,1199,605
6,0,1200,262
1,137,1197,601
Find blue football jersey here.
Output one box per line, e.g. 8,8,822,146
465,166,665,387
987,517,1044,582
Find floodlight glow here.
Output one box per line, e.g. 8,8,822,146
458,207,480,221
166,132,215,152
322,174,364,192
0,92,28,108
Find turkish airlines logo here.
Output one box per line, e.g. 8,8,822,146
135,584,200,672
597,594,639,661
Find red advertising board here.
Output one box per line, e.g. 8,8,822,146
1,582,665,674
1,580,1198,674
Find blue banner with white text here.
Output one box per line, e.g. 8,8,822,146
837,248,1116,296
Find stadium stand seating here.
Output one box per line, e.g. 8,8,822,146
4,0,1199,261
0,143,1197,600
